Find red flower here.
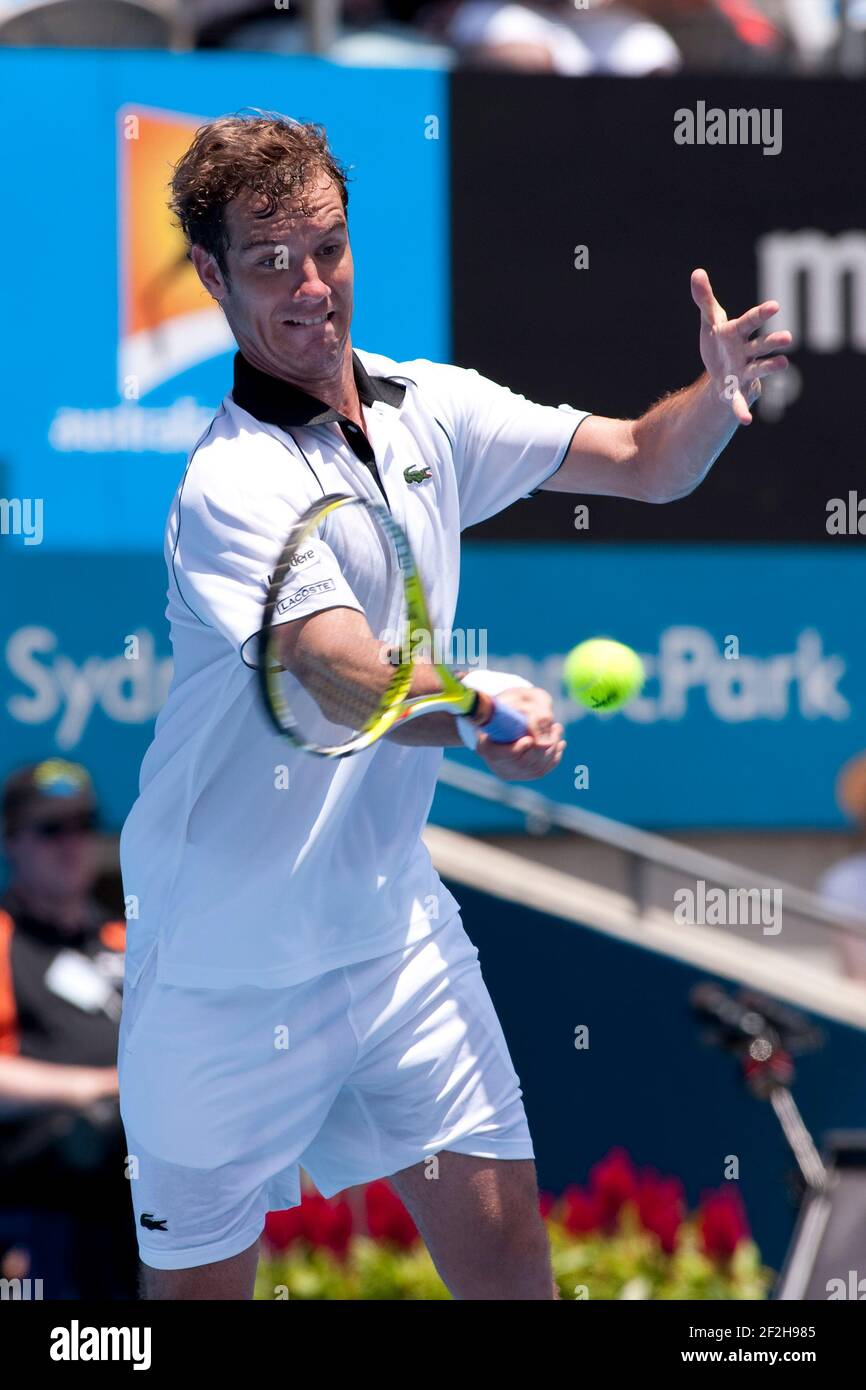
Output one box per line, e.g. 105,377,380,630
637,1173,685,1254
264,1192,353,1257
301,1192,353,1256
263,1205,306,1253
538,1190,557,1221
559,1184,604,1235
589,1148,639,1226
698,1187,750,1259
365,1181,419,1249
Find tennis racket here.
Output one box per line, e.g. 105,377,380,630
257,492,529,757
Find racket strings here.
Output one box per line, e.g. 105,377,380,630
266,602,411,743
304,650,405,732
260,494,453,752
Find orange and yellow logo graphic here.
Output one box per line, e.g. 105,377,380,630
118,106,235,397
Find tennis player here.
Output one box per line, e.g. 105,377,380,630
118,113,791,1300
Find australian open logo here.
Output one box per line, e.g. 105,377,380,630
49,105,233,455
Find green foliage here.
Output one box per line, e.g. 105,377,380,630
255,1237,451,1301
255,1211,773,1302
549,1212,772,1301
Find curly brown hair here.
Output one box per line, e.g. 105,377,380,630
169,111,352,279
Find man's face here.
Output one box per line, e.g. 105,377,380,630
5,810,100,901
192,173,353,388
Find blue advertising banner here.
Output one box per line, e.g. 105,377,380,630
435,542,866,831
0,52,448,553
1,545,863,832
1,553,170,829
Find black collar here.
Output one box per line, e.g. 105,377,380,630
231,349,406,431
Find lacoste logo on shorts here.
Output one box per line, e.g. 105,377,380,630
140,1213,168,1231
276,578,336,615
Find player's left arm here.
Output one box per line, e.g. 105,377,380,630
542,268,793,504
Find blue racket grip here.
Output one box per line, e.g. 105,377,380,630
482,699,529,744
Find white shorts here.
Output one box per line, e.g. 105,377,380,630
118,912,534,1271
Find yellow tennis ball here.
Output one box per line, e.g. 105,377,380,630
563,638,645,713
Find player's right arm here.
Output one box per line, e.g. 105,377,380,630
274,606,469,745
275,607,565,777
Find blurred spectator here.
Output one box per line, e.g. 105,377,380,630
443,0,683,73
634,0,780,60
0,760,137,1299
441,0,852,72
184,0,680,68
817,752,866,984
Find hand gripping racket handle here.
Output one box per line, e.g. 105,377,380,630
482,699,529,744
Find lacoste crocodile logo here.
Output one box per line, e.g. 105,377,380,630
140,1213,168,1231
403,465,432,486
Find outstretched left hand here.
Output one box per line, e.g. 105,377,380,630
691,267,792,426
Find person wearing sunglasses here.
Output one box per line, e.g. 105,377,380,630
0,760,137,1299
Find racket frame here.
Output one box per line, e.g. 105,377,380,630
257,493,479,756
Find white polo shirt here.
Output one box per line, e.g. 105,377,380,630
119,348,589,989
